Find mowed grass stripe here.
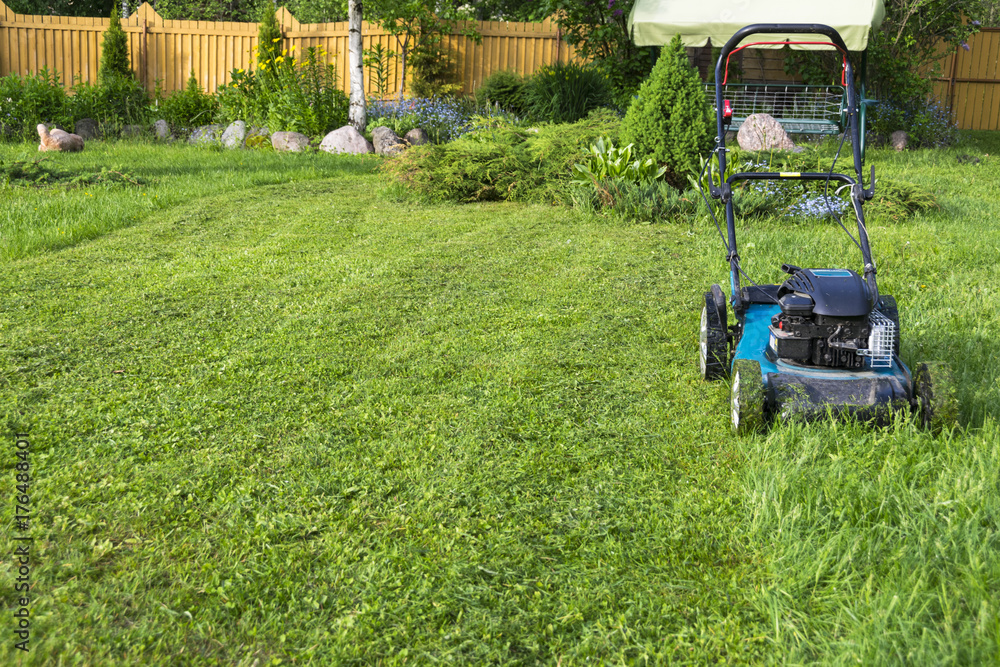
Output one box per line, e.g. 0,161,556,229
2,175,765,664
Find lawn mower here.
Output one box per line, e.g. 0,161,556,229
696,23,958,433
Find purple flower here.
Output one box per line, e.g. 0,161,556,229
613,8,623,17
607,0,615,8
961,41,970,51
972,20,981,26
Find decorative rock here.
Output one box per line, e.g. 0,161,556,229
188,124,225,146
271,130,311,152
372,126,407,156
403,128,430,146
153,119,172,141
222,120,247,149
319,126,374,155
74,118,100,140
37,124,84,152
891,130,908,151
737,113,798,152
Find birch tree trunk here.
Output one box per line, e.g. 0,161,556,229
348,0,367,133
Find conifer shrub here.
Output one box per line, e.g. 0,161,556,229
620,35,712,189
383,109,621,203
257,1,282,68
476,70,528,117
99,5,133,85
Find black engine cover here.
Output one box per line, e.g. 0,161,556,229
769,268,874,369
777,268,871,318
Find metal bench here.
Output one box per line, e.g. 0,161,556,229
704,83,848,135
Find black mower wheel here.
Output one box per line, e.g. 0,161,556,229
731,359,766,434
876,295,900,355
699,286,728,380
913,361,958,433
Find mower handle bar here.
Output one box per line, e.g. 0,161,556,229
710,24,877,310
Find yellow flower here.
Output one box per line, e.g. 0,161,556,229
275,56,284,64
237,68,245,74
272,37,281,43
282,49,288,57
290,45,297,52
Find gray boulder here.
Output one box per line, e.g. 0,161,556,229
188,124,225,146
372,126,407,156
74,118,99,140
153,119,172,141
404,128,430,147
271,131,311,152
222,120,247,149
891,130,908,151
320,126,374,155
737,113,799,152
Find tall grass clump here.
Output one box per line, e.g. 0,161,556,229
741,419,1000,663
522,62,612,123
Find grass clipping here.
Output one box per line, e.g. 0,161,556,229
381,111,621,204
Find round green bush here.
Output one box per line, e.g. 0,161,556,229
158,73,219,129
620,35,712,189
477,70,528,117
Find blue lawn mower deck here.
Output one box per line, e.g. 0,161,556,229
697,24,958,434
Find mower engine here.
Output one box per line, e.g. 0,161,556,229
767,266,896,369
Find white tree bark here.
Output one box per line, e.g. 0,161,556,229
348,0,367,133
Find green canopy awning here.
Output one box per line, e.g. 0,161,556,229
627,0,885,51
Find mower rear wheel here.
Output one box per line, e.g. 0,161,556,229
699,288,728,381
913,361,958,433
731,359,766,434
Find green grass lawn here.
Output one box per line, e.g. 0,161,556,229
1,136,999,665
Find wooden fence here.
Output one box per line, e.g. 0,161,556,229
2,0,998,129
0,1,577,98
933,28,1000,131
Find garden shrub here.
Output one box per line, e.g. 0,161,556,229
383,109,621,203
157,72,219,130
620,35,712,189
0,69,71,138
99,5,133,85
409,34,463,99
868,99,958,148
70,74,150,130
476,70,528,117
217,46,348,137
522,62,612,123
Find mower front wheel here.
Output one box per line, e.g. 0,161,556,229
913,361,958,433
731,359,766,434
699,287,728,380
